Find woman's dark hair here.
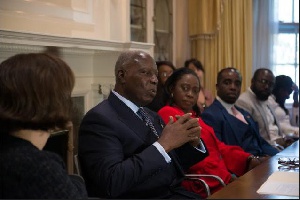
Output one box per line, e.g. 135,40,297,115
184,58,205,73
163,67,201,116
272,75,294,114
156,60,176,71
0,53,75,133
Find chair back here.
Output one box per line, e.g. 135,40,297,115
74,154,82,176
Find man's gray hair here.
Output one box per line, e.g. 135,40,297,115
114,50,149,76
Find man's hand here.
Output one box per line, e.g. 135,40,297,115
247,155,270,171
157,113,201,152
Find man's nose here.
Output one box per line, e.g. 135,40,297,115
229,83,237,90
150,74,158,84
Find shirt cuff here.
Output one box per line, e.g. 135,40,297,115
152,142,171,163
194,139,206,153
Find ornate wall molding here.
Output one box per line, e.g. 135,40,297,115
0,30,154,112
0,30,154,54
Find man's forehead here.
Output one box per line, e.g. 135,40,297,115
133,52,154,63
258,70,274,78
222,69,240,77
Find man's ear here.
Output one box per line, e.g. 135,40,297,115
117,69,126,84
216,83,219,91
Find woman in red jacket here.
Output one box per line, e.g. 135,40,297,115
158,67,266,198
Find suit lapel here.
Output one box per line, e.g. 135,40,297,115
214,100,248,143
108,93,185,175
256,100,273,136
267,104,282,136
108,93,158,145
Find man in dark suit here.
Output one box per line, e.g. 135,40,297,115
78,50,208,199
201,67,278,157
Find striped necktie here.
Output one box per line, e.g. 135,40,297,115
137,108,159,138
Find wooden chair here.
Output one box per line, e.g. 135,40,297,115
74,154,82,176
73,154,225,198
43,122,74,174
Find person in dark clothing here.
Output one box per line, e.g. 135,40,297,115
78,50,208,199
201,67,278,156
0,53,87,199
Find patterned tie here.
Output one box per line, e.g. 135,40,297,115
231,106,248,124
137,108,159,138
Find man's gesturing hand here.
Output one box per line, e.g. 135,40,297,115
158,113,201,152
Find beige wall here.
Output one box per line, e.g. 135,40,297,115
0,0,156,111
0,0,130,41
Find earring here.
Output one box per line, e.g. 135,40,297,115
171,93,173,98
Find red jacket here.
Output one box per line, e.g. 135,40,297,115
158,105,251,197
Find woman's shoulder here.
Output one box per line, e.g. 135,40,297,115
158,105,185,123
1,136,63,168
158,105,183,115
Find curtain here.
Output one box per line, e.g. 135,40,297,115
252,0,278,73
188,0,253,95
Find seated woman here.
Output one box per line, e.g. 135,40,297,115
0,53,87,199
158,67,267,198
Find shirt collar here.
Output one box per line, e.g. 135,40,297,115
112,90,139,114
216,96,235,113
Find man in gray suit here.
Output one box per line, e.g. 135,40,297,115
236,68,286,150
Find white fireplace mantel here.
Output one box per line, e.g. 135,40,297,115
0,30,155,112
0,30,154,53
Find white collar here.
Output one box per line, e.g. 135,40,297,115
112,90,140,114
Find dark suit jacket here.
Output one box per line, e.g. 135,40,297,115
201,99,278,156
78,92,208,199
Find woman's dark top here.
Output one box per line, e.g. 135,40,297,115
0,134,87,199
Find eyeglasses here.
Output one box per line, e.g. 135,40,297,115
277,157,299,171
255,79,275,87
160,72,173,78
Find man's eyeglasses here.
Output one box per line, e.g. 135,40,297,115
278,157,299,171
255,79,275,87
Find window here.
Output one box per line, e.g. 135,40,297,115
130,0,147,42
154,0,173,61
273,0,299,103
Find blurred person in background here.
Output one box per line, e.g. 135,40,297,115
184,58,214,113
268,75,299,138
147,60,176,112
